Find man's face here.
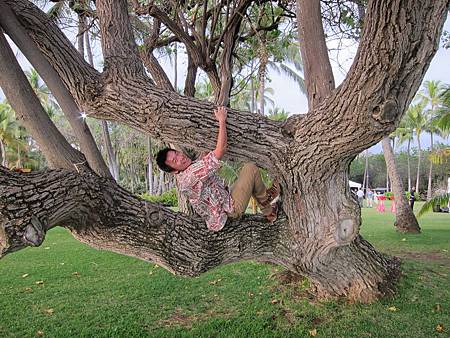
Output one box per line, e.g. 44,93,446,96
165,150,192,173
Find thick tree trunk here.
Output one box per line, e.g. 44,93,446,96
426,132,433,200
382,137,420,233
1,0,447,303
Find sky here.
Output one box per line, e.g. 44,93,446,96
1,9,449,154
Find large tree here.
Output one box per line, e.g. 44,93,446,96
0,0,447,303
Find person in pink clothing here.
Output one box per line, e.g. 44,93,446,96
156,106,280,231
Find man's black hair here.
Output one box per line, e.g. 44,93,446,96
156,147,175,173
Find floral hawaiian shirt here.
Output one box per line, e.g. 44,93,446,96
176,152,233,231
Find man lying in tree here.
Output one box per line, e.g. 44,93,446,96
156,106,280,231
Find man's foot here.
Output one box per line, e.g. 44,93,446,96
266,202,279,223
266,179,280,204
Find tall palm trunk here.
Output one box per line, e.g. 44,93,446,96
415,131,422,192
173,43,177,91
382,137,421,233
147,136,154,194
407,139,411,191
426,132,434,200
362,150,369,190
0,139,7,167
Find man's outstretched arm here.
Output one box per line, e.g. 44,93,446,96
213,106,227,160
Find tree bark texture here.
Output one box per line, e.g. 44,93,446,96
381,137,420,233
0,0,448,302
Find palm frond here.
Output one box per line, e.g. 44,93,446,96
417,193,450,217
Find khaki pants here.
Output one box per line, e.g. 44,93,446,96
228,163,271,218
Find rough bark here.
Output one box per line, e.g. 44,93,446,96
1,0,448,302
147,136,154,194
382,137,420,233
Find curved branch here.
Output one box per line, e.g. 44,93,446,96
0,167,288,275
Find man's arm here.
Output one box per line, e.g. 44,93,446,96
213,106,227,160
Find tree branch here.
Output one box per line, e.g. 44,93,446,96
0,167,288,275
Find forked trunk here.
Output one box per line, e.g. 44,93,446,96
382,137,420,233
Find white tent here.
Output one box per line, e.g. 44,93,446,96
349,180,362,189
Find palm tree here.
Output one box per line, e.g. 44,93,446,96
404,102,427,193
393,120,414,191
0,102,22,167
417,80,446,200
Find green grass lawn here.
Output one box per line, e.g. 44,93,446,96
0,202,448,338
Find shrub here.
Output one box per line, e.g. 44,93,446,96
140,188,178,207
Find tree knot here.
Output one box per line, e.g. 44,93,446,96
22,216,46,247
335,217,358,245
371,99,399,123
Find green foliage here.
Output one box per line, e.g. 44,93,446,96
140,188,178,207
385,192,394,199
417,193,450,217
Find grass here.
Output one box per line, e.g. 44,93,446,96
0,202,448,338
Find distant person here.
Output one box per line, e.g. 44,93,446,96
366,188,374,208
356,188,364,208
409,187,416,210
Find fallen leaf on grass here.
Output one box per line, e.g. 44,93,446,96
270,299,278,304
436,324,444,333
44,308,54,315
434,304,441,312
44,247,50,250
24,287,33,292
36,330,44,336
22,274,29,278
309,328,317,336
401,238,406,241
388,306,397,312
72,272,80,277
35,281,44,285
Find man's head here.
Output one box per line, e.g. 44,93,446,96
156,148,192,173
